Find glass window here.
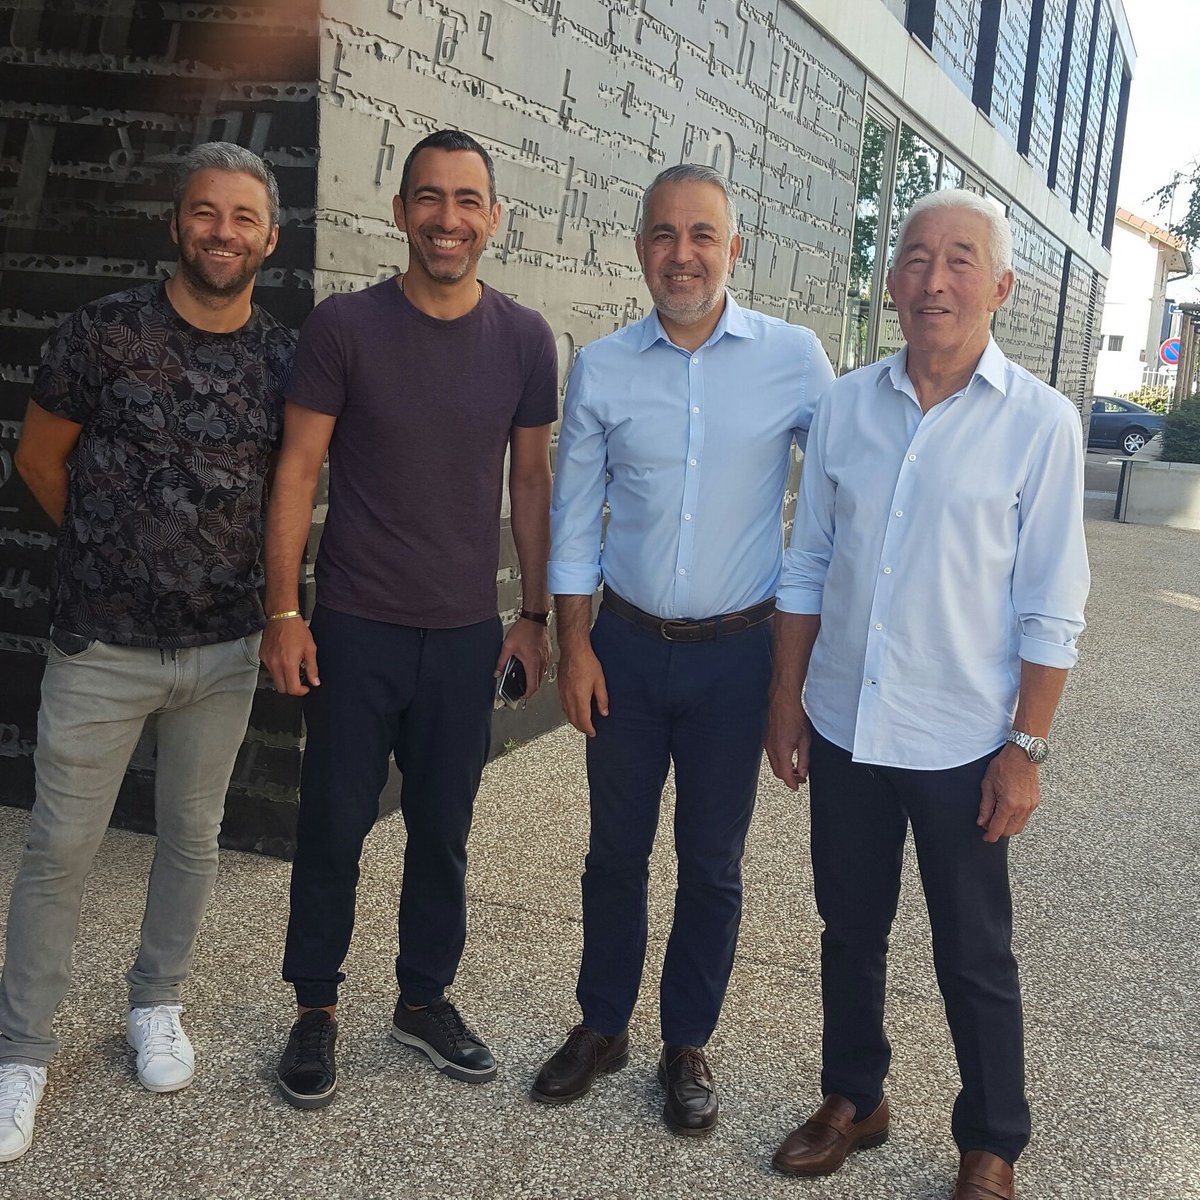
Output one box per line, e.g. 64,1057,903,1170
939,158,964,190
1107,334,1123,352
842,113,891,373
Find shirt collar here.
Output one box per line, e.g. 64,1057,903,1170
636,290,755,353
881,336,1008,402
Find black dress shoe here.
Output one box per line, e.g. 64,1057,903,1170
658,1044,719,1135
277,1010,338,1109
390,997,496,1083
531,1025,630,1104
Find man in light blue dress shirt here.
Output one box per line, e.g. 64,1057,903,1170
766,190,1089,1200
533,164,835,1135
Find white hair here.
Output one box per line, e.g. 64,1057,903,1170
891,188,1013,280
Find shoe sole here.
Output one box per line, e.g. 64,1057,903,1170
276,1075,337,1110
138,1071,194,1094
0,1135,33,1163
530,1049,630,1105
771,1129,890,1177
390,1025,497,1084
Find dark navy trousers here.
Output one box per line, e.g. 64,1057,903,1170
577,608,773,1047
283,605,501,1009
808,729,1030,1163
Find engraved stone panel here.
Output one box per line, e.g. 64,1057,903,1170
931,0,981,104
1074,0,1109,212
1088,37,1123,235
990,1,1031,148
992,204,1064,384
1027,0,1068,179
1054,252,1100,408
1054,0,1094,203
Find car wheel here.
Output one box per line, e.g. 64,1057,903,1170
1121,428,1148,455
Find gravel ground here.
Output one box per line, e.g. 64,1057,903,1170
0,500,1197,1200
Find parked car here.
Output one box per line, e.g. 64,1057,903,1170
1086,396,1166,455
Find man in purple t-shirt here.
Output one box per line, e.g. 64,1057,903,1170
261,130,558,1108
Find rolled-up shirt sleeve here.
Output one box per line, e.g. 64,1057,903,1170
1012,399,1090,667
776,387,836,615
548,349,607,596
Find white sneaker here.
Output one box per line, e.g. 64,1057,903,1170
127,1005,195,1092
0,1063,46,1162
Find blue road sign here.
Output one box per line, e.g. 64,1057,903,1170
1160,338,1181,365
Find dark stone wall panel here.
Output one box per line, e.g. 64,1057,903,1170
1075,0,1109,211
1054,0,1094,202
0,0,319,852
1054,252,1099,407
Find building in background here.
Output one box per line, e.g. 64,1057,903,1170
0,0,1135,851
1094,207,1191,396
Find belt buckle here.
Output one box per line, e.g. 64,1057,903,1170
659,619,697,642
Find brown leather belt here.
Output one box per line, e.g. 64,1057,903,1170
601,589,775,643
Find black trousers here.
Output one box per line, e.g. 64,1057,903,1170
809,730,1030,1163
577,608,773,1046
282,605,501,1009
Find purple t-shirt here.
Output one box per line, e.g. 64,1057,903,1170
287,277,557,628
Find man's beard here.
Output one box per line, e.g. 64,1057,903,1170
648,273,726,326
177,240,264,297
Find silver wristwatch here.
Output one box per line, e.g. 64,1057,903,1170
1007,730,1049,764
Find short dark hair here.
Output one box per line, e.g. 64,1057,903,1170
174,141,280,228
398,129,497,206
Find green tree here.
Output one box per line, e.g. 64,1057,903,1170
1149,161,1200,250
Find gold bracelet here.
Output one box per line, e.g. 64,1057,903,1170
266,610,302,621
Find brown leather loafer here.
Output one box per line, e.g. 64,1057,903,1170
657,1044,719,1136
771,1094,889,1176
954,1151,1016,1199
530,1025,629,1104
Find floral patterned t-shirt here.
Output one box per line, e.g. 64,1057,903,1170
32,282,296,647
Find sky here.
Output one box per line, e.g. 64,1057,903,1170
1116,0,1200,296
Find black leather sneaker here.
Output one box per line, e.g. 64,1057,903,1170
277,1009,338,1109
390,997,496,1083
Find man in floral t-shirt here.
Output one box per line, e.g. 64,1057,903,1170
0,142,294,1162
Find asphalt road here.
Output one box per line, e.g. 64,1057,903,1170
1084,448,1123,499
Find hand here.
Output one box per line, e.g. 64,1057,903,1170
260,617,320,696
556,643,608,737
765,691,812,790
977,744,1041,842
495,617,551,700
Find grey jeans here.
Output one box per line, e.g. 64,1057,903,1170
0,632,261,1066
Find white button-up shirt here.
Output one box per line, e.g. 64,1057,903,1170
777,339,1090,770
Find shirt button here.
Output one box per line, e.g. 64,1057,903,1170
908,453,917,461
692,407,700,414
689,459,698,466
683,513,691,521
874,623,882,630
864,678,875,686
883,566,892,574
691,357,699,364
677,568,686,576
894,510,903,518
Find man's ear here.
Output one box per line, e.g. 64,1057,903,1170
991,269,1015,312
169,211,180,247
392,193,407,234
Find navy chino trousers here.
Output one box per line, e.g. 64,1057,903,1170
283,605,502,1009
808,729,1030,1164
577,607,773,1048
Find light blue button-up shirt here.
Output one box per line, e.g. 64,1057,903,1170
549,294,835,618
777,339,1090,770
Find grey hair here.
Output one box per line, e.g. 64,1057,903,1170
891,188,1013,279
173,141,280,228
639,163,739,236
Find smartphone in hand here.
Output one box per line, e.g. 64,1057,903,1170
495,656,527,709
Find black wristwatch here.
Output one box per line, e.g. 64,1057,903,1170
519,608,551,626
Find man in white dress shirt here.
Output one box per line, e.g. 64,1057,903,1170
765,189,1089,1200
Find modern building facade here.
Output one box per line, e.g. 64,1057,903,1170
0,0,1134,851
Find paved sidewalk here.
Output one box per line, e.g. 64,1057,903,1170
0,503,1197,1200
